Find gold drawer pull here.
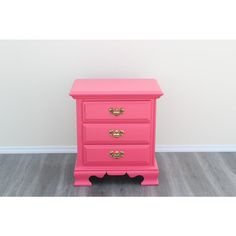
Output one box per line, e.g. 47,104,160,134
109,129,124,138
108,107,124,116
110,151,124,159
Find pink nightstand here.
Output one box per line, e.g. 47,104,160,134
70,79,163,186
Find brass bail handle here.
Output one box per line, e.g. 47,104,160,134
108,107,125,116
109,129,124,138
110,151,124,159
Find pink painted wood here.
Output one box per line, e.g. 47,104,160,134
83,101,152,122
83,123,151,144
70,79,163,186
83,145,150,166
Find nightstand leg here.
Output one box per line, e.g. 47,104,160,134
74,171,106,186
74,171,92,186
141,171,159,186
128,170,159,186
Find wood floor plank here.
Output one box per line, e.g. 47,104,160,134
0,153,235,196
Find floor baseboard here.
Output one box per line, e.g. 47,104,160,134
0,145,236,154
0,146,77,154
156,145,236,152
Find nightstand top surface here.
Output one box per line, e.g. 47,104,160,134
70,79,163,98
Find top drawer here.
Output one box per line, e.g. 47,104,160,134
83,101,152,122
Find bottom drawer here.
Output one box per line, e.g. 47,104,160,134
83,145,150,166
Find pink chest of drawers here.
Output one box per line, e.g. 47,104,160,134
69,79,163,186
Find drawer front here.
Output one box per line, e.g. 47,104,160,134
83,123,151,144
83,101,151,122
83,145,150,166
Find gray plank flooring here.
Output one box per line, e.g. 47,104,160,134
0,153,235,196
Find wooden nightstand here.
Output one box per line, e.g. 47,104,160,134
70,79,163,186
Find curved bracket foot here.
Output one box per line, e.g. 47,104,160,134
128,171,159,186
74,171,106,186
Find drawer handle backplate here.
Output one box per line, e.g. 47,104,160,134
108,107,124,116
109,151,124,159
109,129,124,138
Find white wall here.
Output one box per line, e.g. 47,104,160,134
0,40,236,148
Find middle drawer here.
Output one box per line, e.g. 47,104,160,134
83,123,151,144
